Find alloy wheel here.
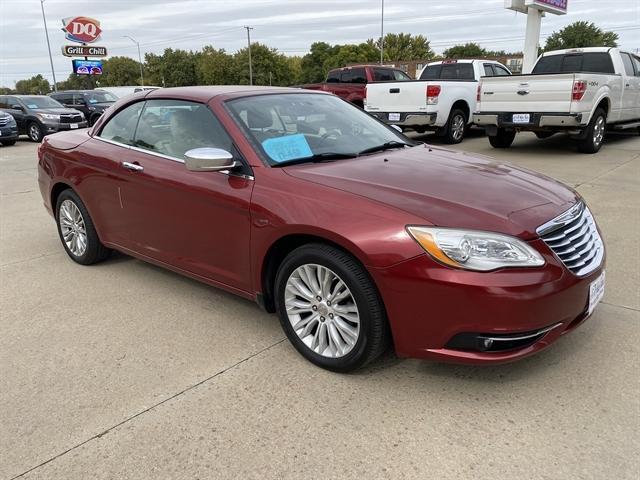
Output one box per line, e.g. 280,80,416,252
29,124,40,141
59,199,88,257
284,264,360,358
593,116,605,147
452,114,465,142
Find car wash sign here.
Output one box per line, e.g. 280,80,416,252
62,17,102,44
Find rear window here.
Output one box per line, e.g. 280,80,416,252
340,68,366,84
419,63,474,80
533,52,615,74
326,70,340,83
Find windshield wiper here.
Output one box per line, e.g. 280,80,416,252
272,152,358,167
357,141,412,156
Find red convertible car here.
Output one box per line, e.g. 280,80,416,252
37,86,606,372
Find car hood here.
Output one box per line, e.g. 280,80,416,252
36,108,83,115
283,145,579,239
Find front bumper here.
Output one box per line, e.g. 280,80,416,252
474,112,585,130
0,125,19,140
370,238,605,364
42,120,89,134
368,111,437,128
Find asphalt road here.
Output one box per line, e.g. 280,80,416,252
1,130,639,479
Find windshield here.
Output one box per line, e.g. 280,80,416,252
21,96,64,109
227,93,411,166
84,91,117,104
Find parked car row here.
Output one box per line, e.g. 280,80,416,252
364,47,640,153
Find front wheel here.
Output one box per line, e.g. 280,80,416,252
28,122,44,142
488,128,516,148
440,109,467,144
56,189,111,265
275,244,390,372
577,108,606,154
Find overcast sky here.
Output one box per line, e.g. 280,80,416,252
1,0,638,86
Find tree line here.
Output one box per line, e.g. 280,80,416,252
1,22,619,95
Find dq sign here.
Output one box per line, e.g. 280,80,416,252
61,17,102,44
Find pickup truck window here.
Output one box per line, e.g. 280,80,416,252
441,64,474,80
621,53,635,76
483,65,494,77
373,68,411,82
533,53,615,75
632,55,640,76
493,65,511,76
420,65,441,80
326,71,340,83
341,68,366,84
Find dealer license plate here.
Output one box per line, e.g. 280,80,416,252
512,113,530,123
388,113,401,122
70,124,79,129
588,271,605,316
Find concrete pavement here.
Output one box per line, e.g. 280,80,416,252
1,131,638,479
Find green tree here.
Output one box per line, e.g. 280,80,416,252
544,21,618,51
14,75,50,94
233,43,294,86
323,42,379,72
145,49,197,87
443,42,488,58
195,46,236,85
0,87,13,95
99,56,143,86
378,33,435,61
300,42,340,83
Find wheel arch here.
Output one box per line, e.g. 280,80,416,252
450,99,471,123
50,181,74,215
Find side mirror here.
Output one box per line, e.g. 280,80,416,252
10,104,23,111
184,148,238,172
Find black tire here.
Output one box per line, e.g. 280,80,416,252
1,140,16,146
55,189,111,265
535,131,555,139
488,128,516,148
89,114,101,127
440,108,467,144
577,108,606,154
27,122,44,142
274,243,390,372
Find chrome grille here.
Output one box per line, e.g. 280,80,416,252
60,114,83,124
537,202,604,277
0,117,9,126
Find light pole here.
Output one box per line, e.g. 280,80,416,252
40,0,57,91
244,26,254,85
124,36,145,86
380,0,384,65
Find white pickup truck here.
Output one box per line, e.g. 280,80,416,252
365,59,511,144
474,47,640,153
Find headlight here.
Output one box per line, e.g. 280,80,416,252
37,113,60,120
407,226,545,271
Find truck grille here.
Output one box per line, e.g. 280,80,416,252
537,202,604,277
0,117,10,126
60,114,83,124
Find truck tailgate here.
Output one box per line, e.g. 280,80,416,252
479,73,576,112
366,81,429,112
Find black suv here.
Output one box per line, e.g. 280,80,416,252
0,111,19,146
0,95,87,142
49,90,117,126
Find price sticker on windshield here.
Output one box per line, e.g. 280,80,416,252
262,134,313,163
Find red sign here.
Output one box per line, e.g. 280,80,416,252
61,17,102,44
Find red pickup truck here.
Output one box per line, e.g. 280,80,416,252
301,65,411,108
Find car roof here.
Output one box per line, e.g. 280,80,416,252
143,85,324,103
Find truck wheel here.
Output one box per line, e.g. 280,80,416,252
577,108,606,154
488,128,516,148
441,109,467,144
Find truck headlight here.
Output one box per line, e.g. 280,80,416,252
407,226,545,271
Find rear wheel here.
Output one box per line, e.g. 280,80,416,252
56,189,111,265
275,243,389,372
440,109,467,144
488,128,516,148
28,122,44,142
577,108,606,154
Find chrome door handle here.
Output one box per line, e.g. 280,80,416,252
122,161,144,172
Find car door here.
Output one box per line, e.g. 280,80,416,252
620,53,640,120
116,98,254,292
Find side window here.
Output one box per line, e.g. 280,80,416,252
373,68,395,82
633,55,640,76
73,94,86,106
133,99,233,161
393,70,411,81
98,102,144,146
483,64,494,77
621,53,635,76
581,53,615,74
0,97,7,109
493,65,511,76
326,70,340,83
419,65,441,80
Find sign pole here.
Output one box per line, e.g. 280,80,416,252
40,0,57,91
523,7,543,73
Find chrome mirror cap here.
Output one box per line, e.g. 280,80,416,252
184,148,237,172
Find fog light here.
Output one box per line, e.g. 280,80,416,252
481,338,493,350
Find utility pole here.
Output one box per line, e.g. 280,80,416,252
244,26,254,85
124,36,145,86
380,0,385,65
40,0,57,91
